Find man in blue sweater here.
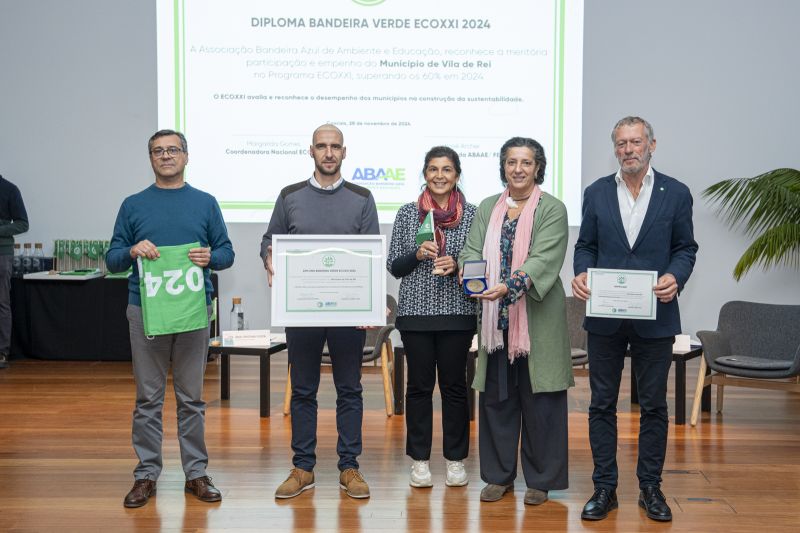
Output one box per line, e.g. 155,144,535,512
106,130,234,508
261,124,380,499
0,175,28,369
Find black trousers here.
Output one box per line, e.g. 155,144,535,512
400,329,473,461
479,346,569,491
587,320,674,489
286,327,366,472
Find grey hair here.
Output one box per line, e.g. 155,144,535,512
148,129,188,153
611,116,654,144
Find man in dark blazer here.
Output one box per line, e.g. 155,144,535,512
572,116,698,522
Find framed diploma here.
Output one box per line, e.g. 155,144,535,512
271,235,387,327
586,268,658,320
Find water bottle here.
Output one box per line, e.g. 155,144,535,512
32,243,45,272
230,297,245,331
21,243,33,274
12,243,21,277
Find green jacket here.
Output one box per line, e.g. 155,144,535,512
459,192,574,393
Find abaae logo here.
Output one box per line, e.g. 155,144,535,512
352,167,406,181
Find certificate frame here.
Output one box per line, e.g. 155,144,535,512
586,268,658,320
271,235,387,327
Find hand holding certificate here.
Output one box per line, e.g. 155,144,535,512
270,235,387,327
585,268,658,320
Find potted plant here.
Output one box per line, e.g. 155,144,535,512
703,168,800,280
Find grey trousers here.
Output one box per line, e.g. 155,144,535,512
127,304,211,481
0,255,12,354
479,354,569,491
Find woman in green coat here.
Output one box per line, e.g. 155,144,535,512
459,137,573,505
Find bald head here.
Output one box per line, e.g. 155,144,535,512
312,124,344,145
309,124,347,184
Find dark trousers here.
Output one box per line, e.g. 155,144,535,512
400,329,472,461
588,320,674,489
0,255,11,354
479,347,569,490
286,326,366,472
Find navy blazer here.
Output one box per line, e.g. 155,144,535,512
573,170,698,338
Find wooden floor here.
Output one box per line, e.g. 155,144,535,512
0,354,798,533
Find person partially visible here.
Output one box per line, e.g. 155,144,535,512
106,129,234,508
261,124,379,500
572,116,698,522
387,146,477,488
0,175,28,369
459,137,573,506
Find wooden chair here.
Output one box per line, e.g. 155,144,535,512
283,295,398,417
566,296,589,376
690,301,800,426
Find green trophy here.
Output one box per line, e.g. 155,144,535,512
416,211,445,275
415,210,434,245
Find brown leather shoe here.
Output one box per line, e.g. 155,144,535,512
124,479,156,508
185,476,222,502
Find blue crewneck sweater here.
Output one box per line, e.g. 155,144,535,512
106,183,234,305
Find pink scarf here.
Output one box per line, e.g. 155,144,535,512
480,185,542,361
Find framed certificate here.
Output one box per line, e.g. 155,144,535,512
271,235,387,327
586,268,658,320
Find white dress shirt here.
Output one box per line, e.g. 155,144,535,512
615,165,654,248
310,174,343,190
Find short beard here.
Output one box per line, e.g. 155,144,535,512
619,155,649,177
315,161,341,176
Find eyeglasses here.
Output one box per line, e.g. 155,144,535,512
149,146,184,157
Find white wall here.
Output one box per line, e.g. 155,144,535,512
1,0,798,338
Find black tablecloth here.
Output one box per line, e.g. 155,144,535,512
10,275,218,361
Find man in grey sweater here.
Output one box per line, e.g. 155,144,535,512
260,124,379,499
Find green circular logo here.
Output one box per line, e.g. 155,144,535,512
352,0,386,5
322,255,336,267
617,274,626,284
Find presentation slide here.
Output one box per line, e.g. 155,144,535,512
157,0,584,224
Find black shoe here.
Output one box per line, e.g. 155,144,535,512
639,486,672,521
0,353,8,369
581,487,618,521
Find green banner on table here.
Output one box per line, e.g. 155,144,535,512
137,242,208,336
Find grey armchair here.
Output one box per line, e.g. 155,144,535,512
690,301,800,426
283,295,398,417
566,296,589,376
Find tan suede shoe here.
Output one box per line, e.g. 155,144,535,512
275,468,315,499
339,468,370,499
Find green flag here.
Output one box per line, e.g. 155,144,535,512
86,240,101,259
415,210,435,245
137,242,208,336
68,240,83,261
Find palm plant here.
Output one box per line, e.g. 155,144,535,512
702,168,800,280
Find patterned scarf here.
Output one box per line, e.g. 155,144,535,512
480,185,542,360
417,188,464,255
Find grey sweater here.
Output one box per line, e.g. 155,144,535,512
260,178,380,260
